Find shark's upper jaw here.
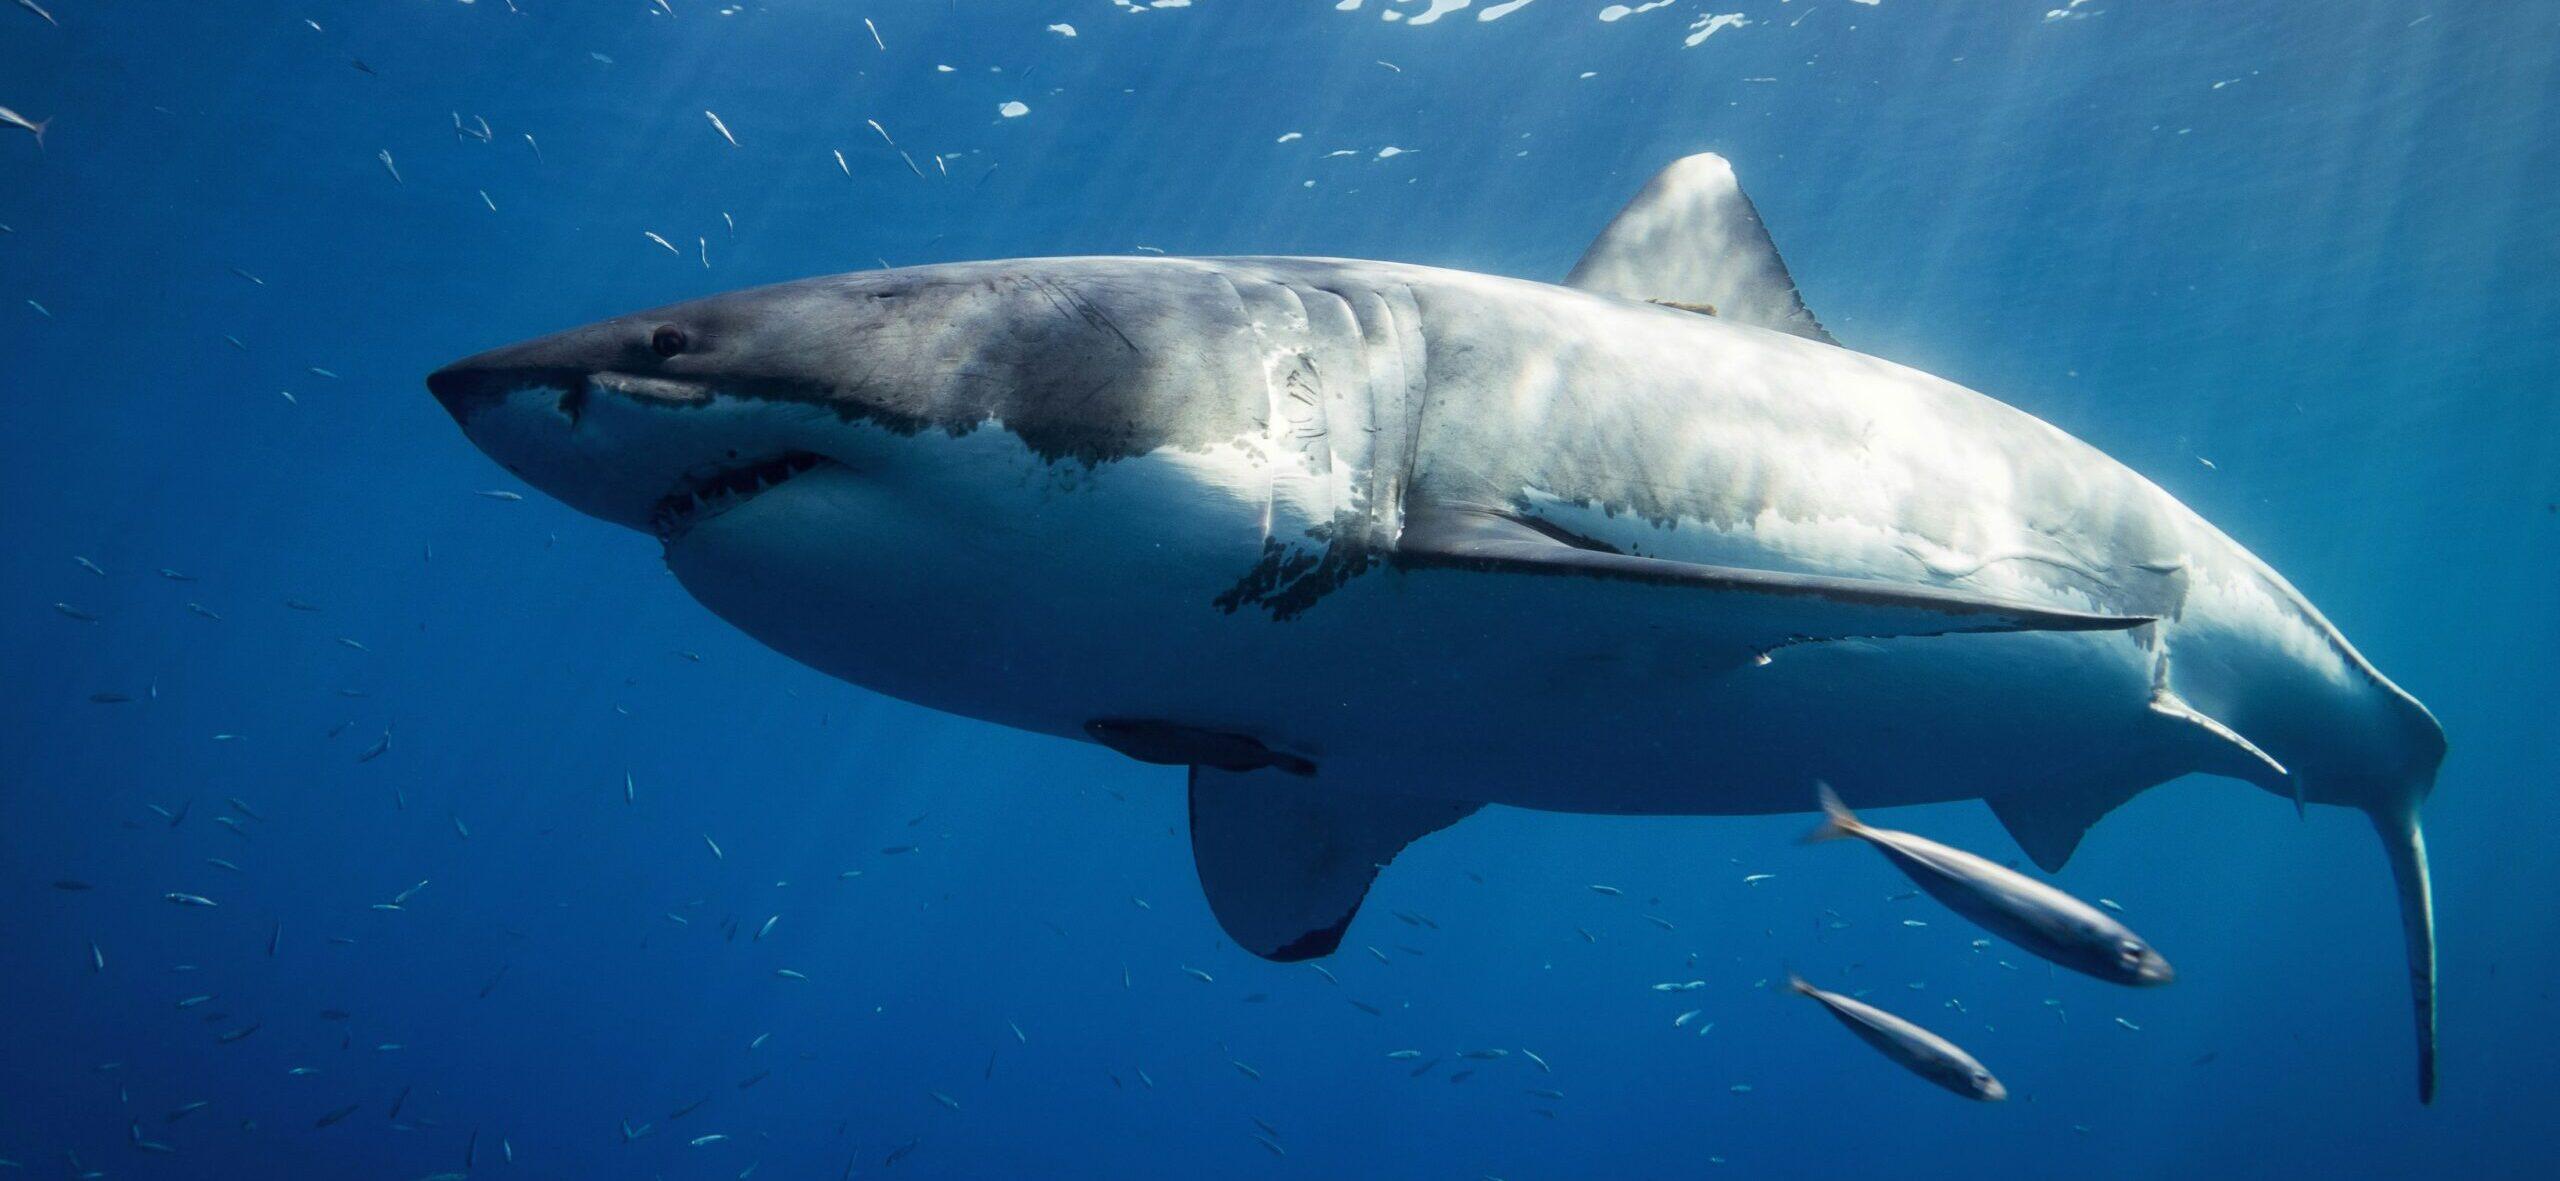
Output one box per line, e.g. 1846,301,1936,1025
429,355,849,537
649,450,834,543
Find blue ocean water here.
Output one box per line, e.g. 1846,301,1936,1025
4,1,2553,1177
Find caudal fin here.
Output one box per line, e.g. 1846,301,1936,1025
2369,804,2438,1103
30,118,47,150
1784,969,1816,997
1801,781,1862,844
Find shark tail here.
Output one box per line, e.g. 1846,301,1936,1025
2368,801,2437,1104
1801,781,1863,844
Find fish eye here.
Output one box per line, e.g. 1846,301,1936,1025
2118,939,2145,962
650,324,688,358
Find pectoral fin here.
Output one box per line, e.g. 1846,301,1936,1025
1396,504,2150,663
1189,767,1478,961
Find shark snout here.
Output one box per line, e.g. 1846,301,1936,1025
427,344,590,428
428,330,858,543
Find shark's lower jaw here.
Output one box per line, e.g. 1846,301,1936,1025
650,451,836,544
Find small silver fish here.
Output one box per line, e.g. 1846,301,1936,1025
704,110,738,147
1789,972,2005,1101
17,0,60,28
0,104,48,147
1806,785,2174,987
377,149,400,184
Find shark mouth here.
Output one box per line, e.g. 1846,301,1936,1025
651,451,833,542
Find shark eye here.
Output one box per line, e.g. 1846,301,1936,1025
650,324,689,358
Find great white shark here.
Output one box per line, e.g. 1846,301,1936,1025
428,155,2446,1101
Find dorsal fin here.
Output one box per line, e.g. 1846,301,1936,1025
1565,153,1835,345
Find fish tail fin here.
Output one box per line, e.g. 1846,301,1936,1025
2368,800,2437,1104
1801,781,1862,844
31,118,47,149
1784,968,1816,997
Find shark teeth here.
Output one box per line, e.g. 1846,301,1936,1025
651,451,830,541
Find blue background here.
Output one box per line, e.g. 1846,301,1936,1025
3,1,2552,1177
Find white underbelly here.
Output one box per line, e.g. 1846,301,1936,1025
661,439,2164,817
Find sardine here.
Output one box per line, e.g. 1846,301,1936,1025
1788,971,2004,1101
1805,784,2174,986
0,104,46,147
